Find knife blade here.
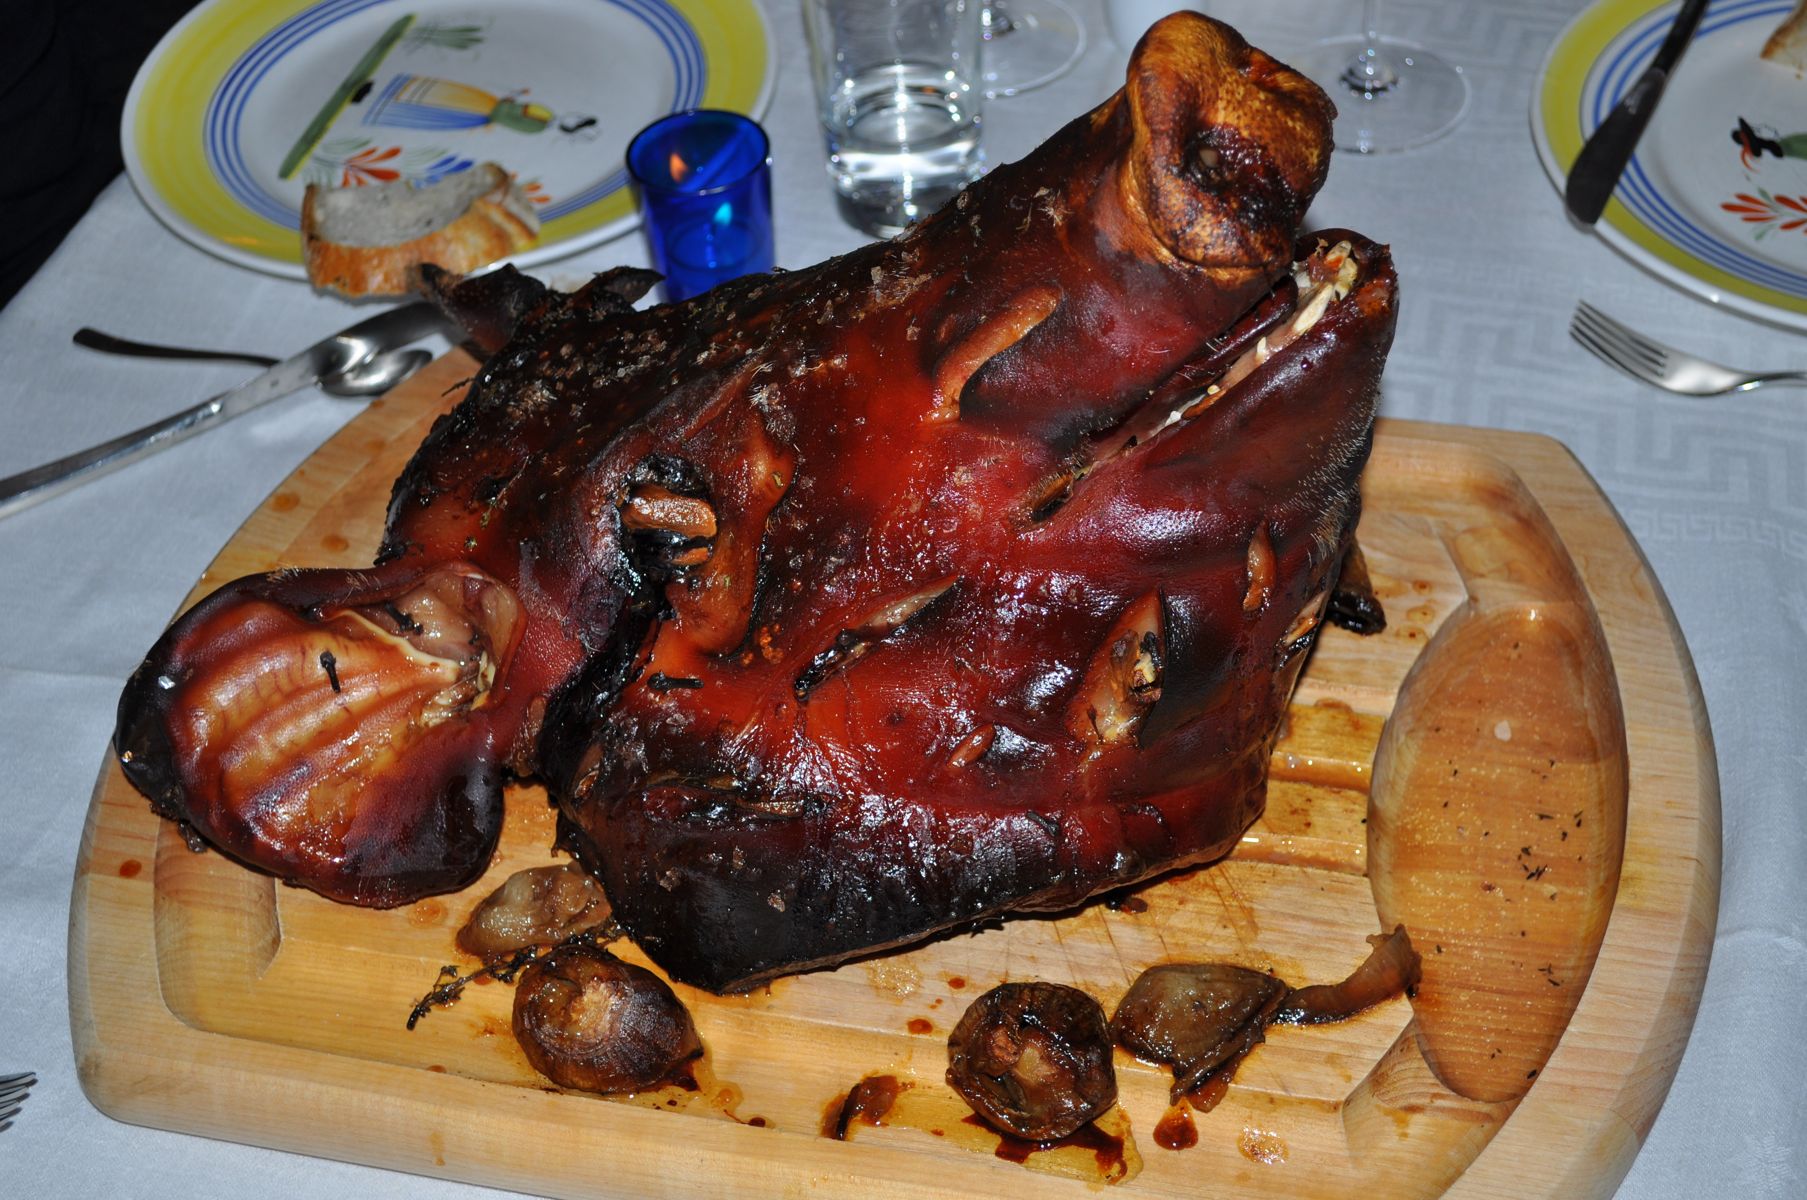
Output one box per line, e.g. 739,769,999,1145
0,301,449,521
1565,0,1712,226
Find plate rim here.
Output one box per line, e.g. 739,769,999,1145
120,0,776,281
1531,0,1807,329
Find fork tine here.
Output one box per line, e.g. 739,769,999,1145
1571,306,1667,373
0,1073,34,1088
1572,300,1644,346
1572,303,1666,370
0,1084,32,1103
1578,302,1673,364
0,1104,21,1123
1571,323,1662,384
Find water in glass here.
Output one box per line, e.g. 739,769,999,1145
822,62,982,237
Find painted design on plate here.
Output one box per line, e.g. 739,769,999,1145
124,0,774,277
360,75,600,138
401,17,487,50
277,14,419,180
1723,190,1807,236
1729,115,1807,168
302,136,475,187
1723,117,1807,241
277,12,593,197
208,0,707,231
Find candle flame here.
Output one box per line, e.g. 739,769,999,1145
669,149,690,184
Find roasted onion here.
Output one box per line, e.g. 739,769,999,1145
456,861,612,960
512,943,701,1093
1273,925,1421,1025
1112,927,1420,1104
1109,964,1287,1103
946,982,1118,1140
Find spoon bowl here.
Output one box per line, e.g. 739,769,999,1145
322,348,433,397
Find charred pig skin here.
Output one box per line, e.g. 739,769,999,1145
543,18,1394,989
113,14,1396,985
550,234,1394,990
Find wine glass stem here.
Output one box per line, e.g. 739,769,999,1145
985,2,1013,40
1346,0,1399,94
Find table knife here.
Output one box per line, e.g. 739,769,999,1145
0,301,448,521
1564,0,1712,225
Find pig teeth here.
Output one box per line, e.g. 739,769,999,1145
1147,242,1361,441
1289,285,1335,337
621,485,718,540
1331,243,1358,298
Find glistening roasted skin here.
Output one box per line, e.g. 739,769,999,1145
114,16,1396,984
113,268,661,905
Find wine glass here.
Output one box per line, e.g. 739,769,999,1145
1288,0,1470,154
980,0,1087,98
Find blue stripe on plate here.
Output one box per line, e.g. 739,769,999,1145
540,0,706,220
1583,0,1807,298
205,0,705,230
208,0,393,227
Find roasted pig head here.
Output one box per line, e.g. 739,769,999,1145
113,14,1397,983
544,18,1394,990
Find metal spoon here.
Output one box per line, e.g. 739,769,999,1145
73,327,431,397
0,345,432,521
318,346,434,395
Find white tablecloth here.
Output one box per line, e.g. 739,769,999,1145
2,0,1801,1195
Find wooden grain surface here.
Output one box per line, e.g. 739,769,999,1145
68,351,1719,1198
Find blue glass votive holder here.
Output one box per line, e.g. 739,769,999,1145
626,110,774,302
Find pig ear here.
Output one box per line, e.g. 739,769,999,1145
115,561,521,906
414,262,556,356
1122,12,1334,274
415,263,657,359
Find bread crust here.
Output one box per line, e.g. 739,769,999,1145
302,164,540,297
1763,0,1807,70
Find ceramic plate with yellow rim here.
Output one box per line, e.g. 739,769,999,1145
122,0,774,278
1534,0,1807,328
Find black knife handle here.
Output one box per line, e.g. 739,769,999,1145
72,328,281,368
1650,0,1711,74
1563,0,1711,226
1565,68,1668,225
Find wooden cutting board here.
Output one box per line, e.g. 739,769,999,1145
69,351,1718,1199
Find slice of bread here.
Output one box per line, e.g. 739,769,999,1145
302,162,540,297
1763,0,1807,72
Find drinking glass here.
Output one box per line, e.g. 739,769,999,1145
1288,0,1470,154
804,0,986,238
626,111,774,301
980,0,1086,98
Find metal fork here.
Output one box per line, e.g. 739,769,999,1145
0,1072,34,1131
1570,301,1807,395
